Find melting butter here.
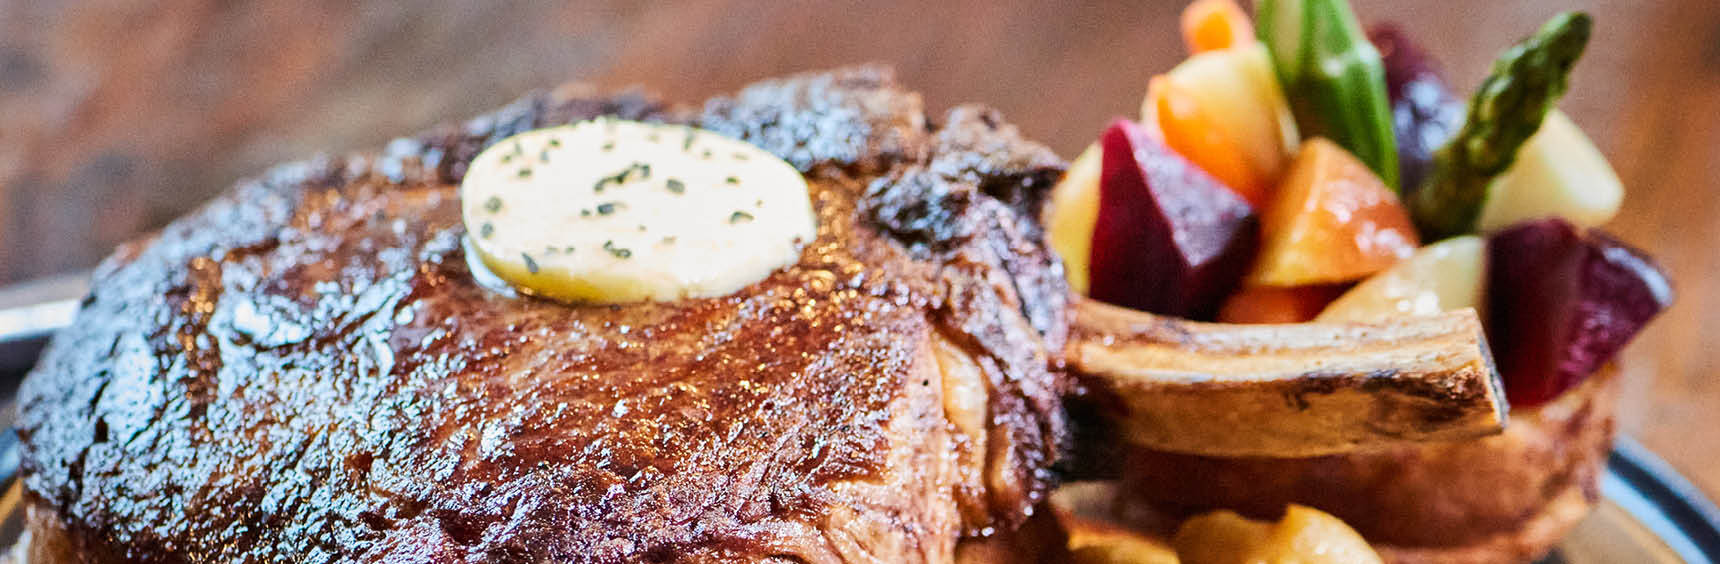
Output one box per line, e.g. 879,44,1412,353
461,119,816,304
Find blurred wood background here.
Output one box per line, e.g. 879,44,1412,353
1,0,1718,496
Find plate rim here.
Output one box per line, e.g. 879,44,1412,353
1607,435,1720,563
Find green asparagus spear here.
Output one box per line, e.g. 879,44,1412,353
1409,11,1593,239
1257,0,1400,189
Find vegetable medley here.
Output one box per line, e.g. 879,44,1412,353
1047,0,1670,408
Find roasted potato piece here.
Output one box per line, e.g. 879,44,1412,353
1174,505,1383,564
1069,530,1182,564
1049,483,1383,564
1051,483,1182,564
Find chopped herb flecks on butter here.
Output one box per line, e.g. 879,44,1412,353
460,118,815,304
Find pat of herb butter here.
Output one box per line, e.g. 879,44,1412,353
461,119,816,304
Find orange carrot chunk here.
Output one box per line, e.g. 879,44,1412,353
1216,284,1348,324
1247,138,1421,287
1181,0,1256,54
1147,76,1271,207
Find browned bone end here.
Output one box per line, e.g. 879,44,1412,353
1069,299,1507,458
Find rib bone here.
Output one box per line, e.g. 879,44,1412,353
1068,298,1507,458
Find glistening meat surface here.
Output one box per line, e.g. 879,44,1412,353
16,67,1070,563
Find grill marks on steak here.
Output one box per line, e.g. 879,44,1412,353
17,66,1069,562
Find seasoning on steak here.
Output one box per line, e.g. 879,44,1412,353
16,66,1070,563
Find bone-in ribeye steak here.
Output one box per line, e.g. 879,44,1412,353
16,66,1071,563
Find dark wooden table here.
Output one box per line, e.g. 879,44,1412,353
2,0,1717,496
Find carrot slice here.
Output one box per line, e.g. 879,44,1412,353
1147,76,1270,206
1181,0,1255,54
1216,284,1348,324
1247,138,1421,286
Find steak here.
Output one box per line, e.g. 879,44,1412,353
16,66,1071,563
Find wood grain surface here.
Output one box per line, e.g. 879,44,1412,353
1,0,1717,497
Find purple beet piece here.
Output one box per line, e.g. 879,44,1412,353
1486,218,1673,407
1088,119,1258,320
1370,23,1465,191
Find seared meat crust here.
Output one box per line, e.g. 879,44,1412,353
16,67,1069,563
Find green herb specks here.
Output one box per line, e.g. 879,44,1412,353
459,120,817,304
603,240,633,259
596,162,652,192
